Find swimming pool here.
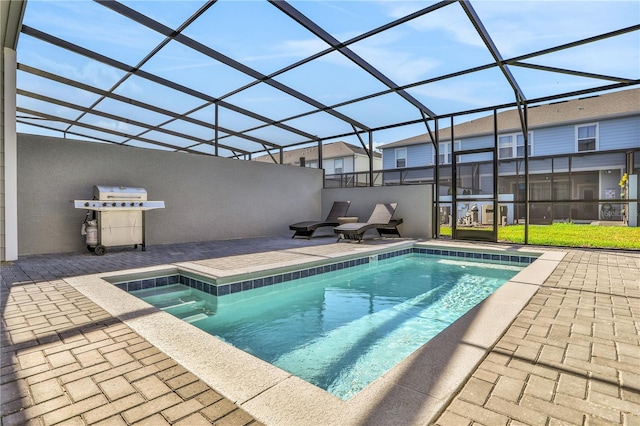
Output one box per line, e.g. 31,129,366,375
124,251,524,399
67,241,561,425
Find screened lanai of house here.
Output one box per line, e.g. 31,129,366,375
2,0,639,248
4,0,639,157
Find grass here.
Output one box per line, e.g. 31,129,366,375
439,223,640,249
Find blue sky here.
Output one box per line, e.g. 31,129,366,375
16,0,640,154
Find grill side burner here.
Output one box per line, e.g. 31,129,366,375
74,186,165,255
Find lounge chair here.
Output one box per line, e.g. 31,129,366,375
334,203,403,242
289,201,351,239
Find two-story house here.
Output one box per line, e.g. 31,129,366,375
379,88,640,226
253,141,382,185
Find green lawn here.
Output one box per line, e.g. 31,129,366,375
439,223,640,249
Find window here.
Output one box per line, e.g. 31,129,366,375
498,136,514,159
498,133,532,159
395,148,407,168
438,142,449,165
435,141,461,164
516,134,531,157
334,158,343,174
576,124,598,152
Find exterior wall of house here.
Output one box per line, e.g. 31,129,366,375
459,135,493,152
319,156,355,174
382,151,393,169
17,134,323,255
354,155,368,172
344,156,355,173
407,145,432,167
599,116,640,150
382,115,638,166
354,154,382,172
382,144,431,169
529,116,638,156
532,127,570,156
312,154,381,174
380,111,639,225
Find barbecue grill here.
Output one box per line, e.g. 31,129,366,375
74,185,165,255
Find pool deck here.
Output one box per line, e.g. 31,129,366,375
1,237,639,425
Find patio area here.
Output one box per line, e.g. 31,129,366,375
1,237,639,425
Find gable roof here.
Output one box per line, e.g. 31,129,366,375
379,88,640,149
253,141,381,165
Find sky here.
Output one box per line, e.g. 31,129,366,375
15,0,640,154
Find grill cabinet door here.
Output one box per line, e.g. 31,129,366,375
98,211,143,246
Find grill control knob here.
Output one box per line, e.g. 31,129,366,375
84,202,90,207
102,202,107,207
139,202,144,207
130,202,135,207
112,202,117,207
121,202,126,207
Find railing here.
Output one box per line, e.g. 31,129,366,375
438,200,635,226
324,166,638,226
325,166,434,188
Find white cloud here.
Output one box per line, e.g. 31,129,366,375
410,79,509,109
383,2,485,48
94,118,132,133
468,1,639,58
350,44,441,83
243,38,330,63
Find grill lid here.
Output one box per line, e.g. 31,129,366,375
93,185,147,201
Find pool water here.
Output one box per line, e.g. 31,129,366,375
131,254,522,399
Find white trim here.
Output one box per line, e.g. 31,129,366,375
395,147,407,168
434,140,462,165
497,132,533,159
333,158,343,174
3,47,19,260
575,122,599,153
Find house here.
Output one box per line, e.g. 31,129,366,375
253,141,382,184
379,88,640,226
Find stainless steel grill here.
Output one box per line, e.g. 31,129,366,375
74,185,165,255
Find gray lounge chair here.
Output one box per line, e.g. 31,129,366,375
289,201,351,239
334,203,403,242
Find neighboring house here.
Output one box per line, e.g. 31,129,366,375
253,141,382,177
379,88,640,225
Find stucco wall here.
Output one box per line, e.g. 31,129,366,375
321,185,433,239
17,134,323,255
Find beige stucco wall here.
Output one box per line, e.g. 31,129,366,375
321,185,433,239
17,134,323,255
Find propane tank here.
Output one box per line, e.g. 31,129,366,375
85,220,98,246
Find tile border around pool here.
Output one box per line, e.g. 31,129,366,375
113,246,538,297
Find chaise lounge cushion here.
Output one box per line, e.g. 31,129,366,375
289,201,351,239
334,203,402,242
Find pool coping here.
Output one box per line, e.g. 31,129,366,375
63,240,565,426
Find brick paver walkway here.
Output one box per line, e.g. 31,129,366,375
2,239,639,425
1,278,262,426
436,249,640,425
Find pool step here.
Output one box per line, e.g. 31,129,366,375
182,313,209,323
146,294,214,323
157,296,200,310
173,306,212,322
